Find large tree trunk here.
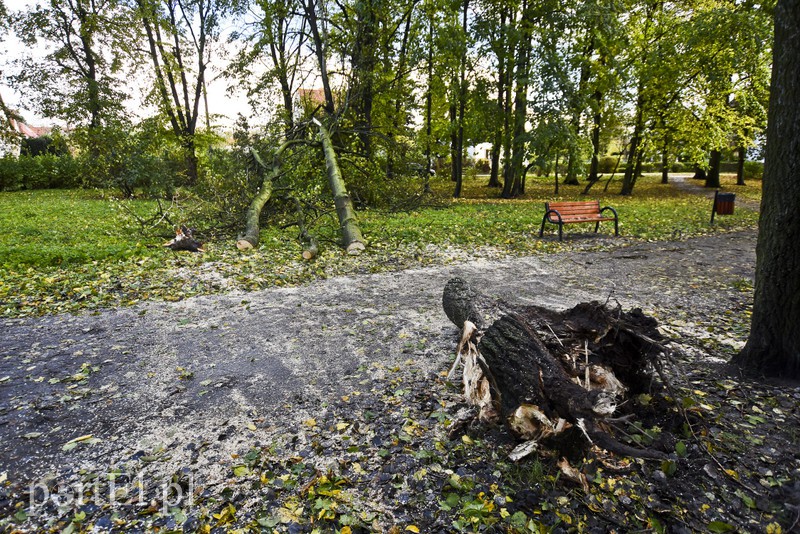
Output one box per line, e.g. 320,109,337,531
314,119,366,255
733,0,800,378
442,277,670,460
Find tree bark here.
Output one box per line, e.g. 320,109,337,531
588,90,602,184
236,143,300,250
733,0,800,378
314,119,366,255
488,8,508,189
442,278,670,460
452,0,469,199
304,0,336,115
705,149,722,188
620,92,644,196
502,0,531,199
736,145,746,186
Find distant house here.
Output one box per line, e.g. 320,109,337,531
468,142,493,161
1,115,53,157
294,88,344,119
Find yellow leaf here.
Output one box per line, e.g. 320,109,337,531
304,418,317,428
64,434,93,445
246,422,257,431
341,528,352,534
406,526,420,533
461,434,474,445
336,422,349,431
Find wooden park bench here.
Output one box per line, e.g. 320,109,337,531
538,200,619,241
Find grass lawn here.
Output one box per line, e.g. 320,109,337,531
0,173,760,317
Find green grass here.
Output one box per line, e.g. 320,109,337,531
0,189,155,268
0,173,760,317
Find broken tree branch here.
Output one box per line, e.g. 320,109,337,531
312,117,366,255
237,141,305,250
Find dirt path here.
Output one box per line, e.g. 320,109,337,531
1,230,757,483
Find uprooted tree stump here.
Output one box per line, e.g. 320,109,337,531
442,277,671,462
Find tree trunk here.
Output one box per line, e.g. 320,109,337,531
692,164,706,181
502,0,531,199
733,0,800,378
705,149,722,188
237,142,302,250
424,11,434,194
736,145,746,186
304,0,336,115
488,8,508,189
588,91,602,184
452,0,469,199
661,143,669,184
553,153,560,195
620,93,644,196
314,119,366,255
620,134,640,196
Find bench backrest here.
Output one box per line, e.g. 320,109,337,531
545,200,601,215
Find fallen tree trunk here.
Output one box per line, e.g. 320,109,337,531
442,277,669,461
312,118,366,255
237,142,303,250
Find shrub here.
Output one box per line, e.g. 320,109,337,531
671,161,691,173
474,158,491,173
598,156,619,173
743,161,763,180
0,153,82,191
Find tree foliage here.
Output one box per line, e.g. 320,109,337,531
3,0,776,215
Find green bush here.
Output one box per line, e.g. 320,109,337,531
474,158,491,173
639,162,655,173
0,154,83,191
742,161,763,180
598,156,619,173
671,161,692,173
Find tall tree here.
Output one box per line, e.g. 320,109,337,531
451,0,469,197
230,0,308,137
9,0,129,132
733,0,799,379
500,0,533,198
136,0,228,184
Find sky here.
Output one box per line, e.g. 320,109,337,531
1,0,253,130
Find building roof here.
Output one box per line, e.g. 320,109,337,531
9,118,51,138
